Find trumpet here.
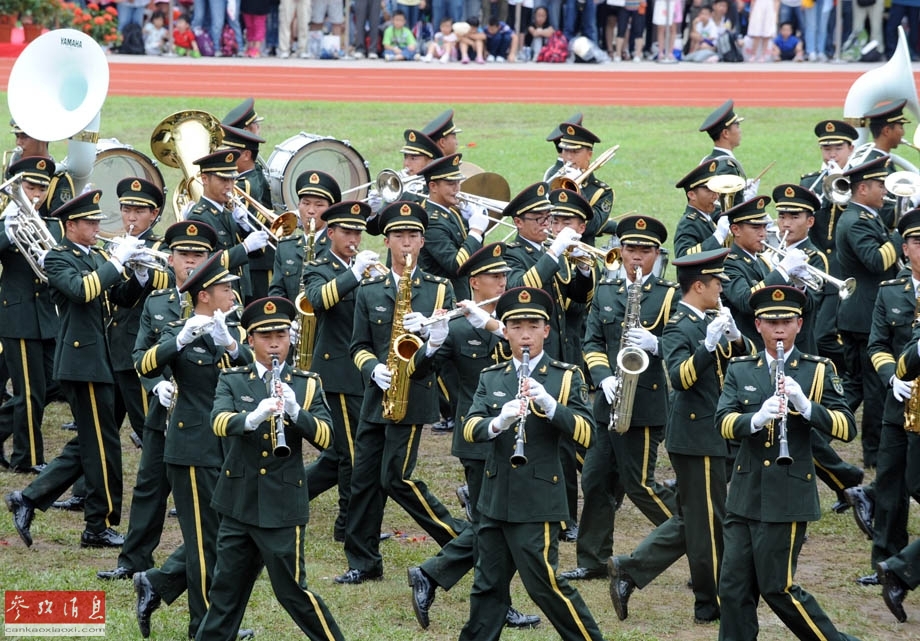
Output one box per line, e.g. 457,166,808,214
230,186,299,250
549,144,620,192
188,305,240,338
760,242,857,299
416,295,502,327
885,170,920,222
96,228,171,271
543,233,621,270
823,173,850,206
342,168,425,204
349,246,390,278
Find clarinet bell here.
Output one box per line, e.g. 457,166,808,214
510,440,527,466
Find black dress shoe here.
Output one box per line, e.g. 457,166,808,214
878,561,908,623
334,567,382,584
97,566,133,580
130,432,143,449
456,484,472,521
237,629,255,640
431,418,454,432
80,528,124,548
407,567,436,629
52,495,85,511
607,556,636,621
505,606,540,628
831,496,851,514
0,443,9,469
11,463,46,475
559,524,578,542
559,566,606,580
62,420,77,431
134,571,161,639
168,508,178,518
844,486,875,540
855,572,879,586
5,490,35,547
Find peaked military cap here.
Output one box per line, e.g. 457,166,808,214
699,99,744,135
503,182,552,218
772,184,820,214
241,296,295,333
378,200,428,234
421,153,464,182
422,109,462,141
617,215,667,246
842,156,889,184
321,200,369,230
165,220,218,251
222,97,264,128
496,286,554,322
557,123,601,150
117,177,165,209
898,208,920,238
750,285,806,319
814,120,858,145
672,247,730,282
50,189,105,221
179,250,239,295
9,156,54,186
195,150,240,178
676,159,723,190
864,99,911,126
549,188,593,221
9,119,22,134
401,129,442,159
295,170,341,203
218,124,265,150
458,242,511,278
725,196,772,225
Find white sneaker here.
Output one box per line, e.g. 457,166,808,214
299,50,312,59
496,56,505,62
486,54,495,62
439,53,450,63
279,51,290,59
423,54,433,62
632,56,641,63
352,50,364,59
808,51,817,62
368,52,378,59
817,53,828,62
613,55,622,62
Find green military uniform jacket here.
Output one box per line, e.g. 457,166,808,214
268,229,330,301
583,273,680,424
863,147,898,230
578,173,613,248
0,216,63,340
836,201,900,334
674,205,727,258
462,355,594,522
505,234,595,364
895,322,920,381
661,304,756,457
185,197,259,299
701,149,746,178
137,319,251,468
211,362,333,527
351,268,454,425
789,238,831,356
419,200,482,301
868,270,917,426
800,171,843,276
303,253,364,396
132,286,185,431
717,348,856,522
44,238,147,383
237,166,275,273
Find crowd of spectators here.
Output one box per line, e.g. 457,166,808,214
100,0,920,64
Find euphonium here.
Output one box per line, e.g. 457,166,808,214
382,254,424,422
904,299,920,433
0,174,57,282
608,265,650,433
293,219,317,370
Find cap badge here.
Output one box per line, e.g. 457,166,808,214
636,218,647,230
408,131,417,142
785,186,795,198
309,172,320,184
264,301,277,314
559,191,568,203
92,192,101,204
708,161,717,172
566,125,575,135
399,204,411,216
452,156,460,166
772,289,785,301
492,244,502,257
350,203,361,214
131,179,142,192
826,122,836,132
187,224,198,236
224,152,234,163
756,198,765,209
537,184,545,197
36,159,46,170
518,290,531,304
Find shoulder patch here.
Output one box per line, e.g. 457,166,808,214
223,365,252,374
166,319,185,328
506,241,522,248
656,278,679,288
423,273,449,284
361,275,387,285
308,256,331,267
879,277,909,287
549,359,580,372
801,353,832,364
858,212,873,221
726,253,739,260
667,310,687,324
482,361,508,373
291,368,320,378
149,288,172,297
728,354,758,363
685,211,699,221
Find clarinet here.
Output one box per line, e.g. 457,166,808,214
270,355,291,458
774,340,793,466
510,347,530,466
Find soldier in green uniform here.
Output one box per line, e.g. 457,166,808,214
406,243,540,630
194,296,345,641
220,124,273,302
716,285,861,641
422,108,461,157
699,100,748,176
856,100,911,230
0,156,62,472
109,178,172,448
673,159,733,258
185,149,271,302
97,221,217,581
563,215,679,581
301,201,375,542
336,201,468,584
269,170,341,300
5,189,152,548
222,97,264,138
836,156,900,469
542,113,583,183
457,286,604,641
609,248,755,623
133,252,251,639
552,122,612,247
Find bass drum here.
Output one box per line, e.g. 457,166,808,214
94,138,166,234
267,133,370,212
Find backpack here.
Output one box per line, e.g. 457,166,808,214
193,27,215,57
536,31,568,63
221,24,238,57
118,23,145,55
716,31,744,62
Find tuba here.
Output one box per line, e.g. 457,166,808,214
292,219,317,370
150,111,223,217
608,265,650,433
381,254,424,422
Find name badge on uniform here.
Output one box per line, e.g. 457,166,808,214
192,346,207,354
218,230,229,237
375,306,388,312
285,259,295,265
892,308,902,314
744,385,757,392
241,395,254,403
468,339,482,346
154,314,164,320
603,306,612,312
494,391,506,398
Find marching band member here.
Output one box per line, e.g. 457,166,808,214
673,159,735,258
422,108,462,157
715,285,859,641
552,122,613,246
858,100,911,230
221,97,264,137
543,113,583,182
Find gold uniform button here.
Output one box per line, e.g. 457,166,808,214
472,353,477,358
178,422,184,428
324,353,330,359
260,468,266,475
73,341,80,347
262,451,268,457
806,473,812,480
226,470,231,476
689,412,696,419
263,433,269,440
737,465,741,471
112,321,118,327
552,475,558,482
764,460,771,467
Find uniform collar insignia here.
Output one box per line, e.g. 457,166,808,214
154,314,164,320
241,395,254,402
494,390,506,397
539,364,547,374
468,339,482,346
193,346,207,353
375,305,388,312
744,385,756,392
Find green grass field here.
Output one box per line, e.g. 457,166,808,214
1,97,917,640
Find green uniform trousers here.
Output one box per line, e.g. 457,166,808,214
114,368,149,441
885,538,920,590
841,330,884,468
811,428,864,499
0,337,58,468
870,424,920,567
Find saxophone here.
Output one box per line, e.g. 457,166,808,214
904,297,920,433
608,265,650,433
292,218,317,370
382,253,423,422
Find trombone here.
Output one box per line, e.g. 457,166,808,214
230,186,299,250
549,144,620,191
341,169,425,204
760,242,857,299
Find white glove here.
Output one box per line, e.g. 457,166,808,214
153,380,175,409
366,190,384,213
133,264,150,284
244,397,280,431
458,300,491,329
3,213,15,236
232,204,253,231
280,382,301,418
493,399,523,432
548,226,581,258
242,230,270,253
778,248,807,277
176,314,212,348
427,314,449,349
110,235,142,265
372,363,393,390
562,163,580,181
704,316,729,351
36,249,48,267
714,214,731,243
599,375,618,404
891,375,914,403
742,179,760,201
289,319,300,345
627,327,658,355
351,250,379,280
752,395,783,429
467,206,491,235
787,263,811,284
402,311,430,340
783,375,810,412
209,308,235,348
724,313,742,341
526,378,557,416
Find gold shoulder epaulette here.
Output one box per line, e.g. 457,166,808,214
668,310,686,323
423,273,448,284
801,353,832,364
879,277,909,287
224,365,251,374
858,212,873,220
729,354,758,363
149,288,172,297
361,274,386,285
685,211,699,221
